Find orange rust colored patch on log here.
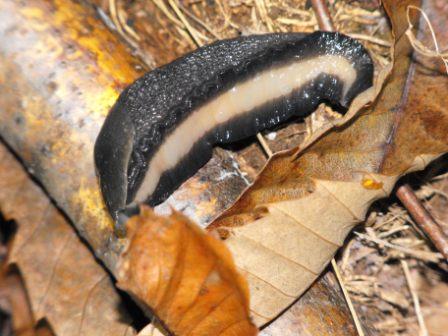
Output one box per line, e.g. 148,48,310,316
0,0,143,269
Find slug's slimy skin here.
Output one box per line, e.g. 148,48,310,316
94,31,374,221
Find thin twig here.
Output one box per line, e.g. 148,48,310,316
168,0,203,46
396,184,448,261
152,0,183,28
256,133,273,157
109,0,125,37
400,260,428,336
406,5,448,74
347,33,392,47
108,0,138,48
331,259,366,336
176,2,221,39
355,231,443,263
310,0,334,31
254,0,274,32
117,7,141,42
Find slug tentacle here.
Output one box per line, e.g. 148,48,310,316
94,31,374,221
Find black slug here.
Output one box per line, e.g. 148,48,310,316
94,31,374,221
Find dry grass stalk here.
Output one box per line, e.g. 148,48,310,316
355,231,443,263
401,260,428,336
331,258,366,336
108,0,139,48
405,5,448,74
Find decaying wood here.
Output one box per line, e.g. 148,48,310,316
0,0,143,271
0,143,136,335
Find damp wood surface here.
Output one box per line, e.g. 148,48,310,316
0,0,143,270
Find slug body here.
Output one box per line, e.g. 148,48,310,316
94,31,374,220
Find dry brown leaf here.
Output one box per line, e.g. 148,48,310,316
117,206,257,336
0,271,36,336
0,143,136,336
208,0,448,325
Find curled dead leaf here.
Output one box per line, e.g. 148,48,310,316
117,206,257,336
